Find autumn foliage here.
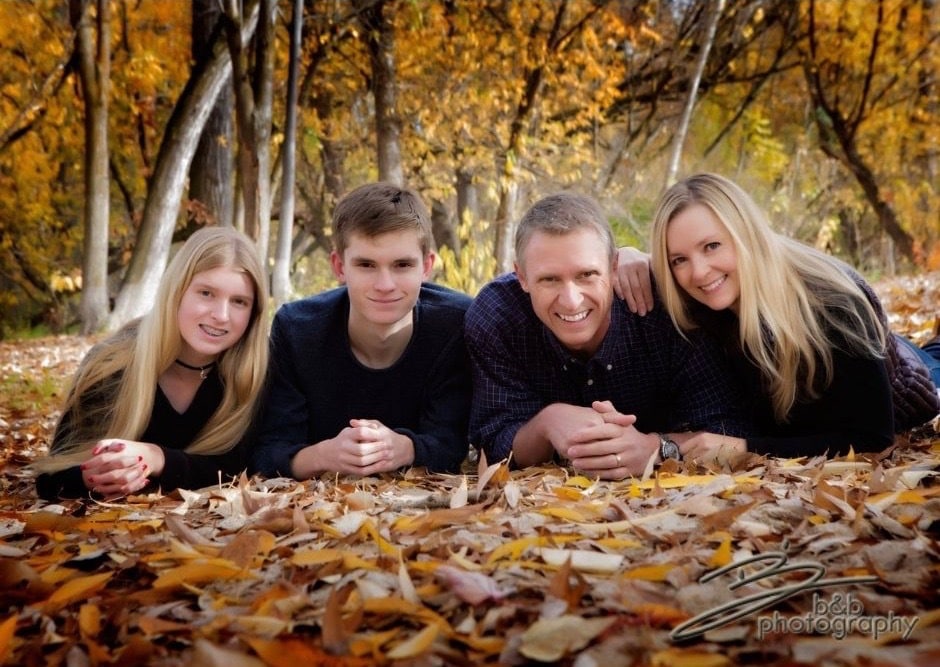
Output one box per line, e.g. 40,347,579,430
0,275,938,665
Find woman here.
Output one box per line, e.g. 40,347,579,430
34,226,269,500
648,173,936,461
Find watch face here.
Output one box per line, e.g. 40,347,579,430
661,440,681,460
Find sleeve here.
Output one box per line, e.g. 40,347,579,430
35,465,88,500
746,350,894,458
668,328,752,437
249,312,313,478
395,328,472,474
465,296,547,463
156,438,249,492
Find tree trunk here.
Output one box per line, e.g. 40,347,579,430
272,0,303,306
226,0,276,263
107,3,258,330
355,0,403,185
189,0,234,228
664,0,724,190
72,0,111,334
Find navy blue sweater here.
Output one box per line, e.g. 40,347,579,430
250,283,472,477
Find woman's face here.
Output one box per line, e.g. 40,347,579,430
665,203,741,314
177,266,255,364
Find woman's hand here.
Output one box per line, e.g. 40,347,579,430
80,439,166,497
613,247,654,316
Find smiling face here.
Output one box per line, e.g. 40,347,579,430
516,227,614,357
331,229,434,332
177,266,256,365
665,203,741,314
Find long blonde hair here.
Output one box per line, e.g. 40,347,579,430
35,227,269,471
650,173,886,422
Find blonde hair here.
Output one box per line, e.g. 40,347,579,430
650,173,886,422
35,226,269,471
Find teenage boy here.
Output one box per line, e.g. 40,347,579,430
251,183,472,479
465,192,748,480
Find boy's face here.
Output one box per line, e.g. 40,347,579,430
516,227,615,357
331,230,434,330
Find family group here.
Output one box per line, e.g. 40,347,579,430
34,175,940,500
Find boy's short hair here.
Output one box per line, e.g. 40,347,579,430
331,182,434,255
514,192,616,268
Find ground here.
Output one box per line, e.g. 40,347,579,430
0,274,938,666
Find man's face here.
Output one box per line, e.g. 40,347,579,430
331,229,434,330
516,227,615,357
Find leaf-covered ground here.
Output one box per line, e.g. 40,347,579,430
1,274,939,666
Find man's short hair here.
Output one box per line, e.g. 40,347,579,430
514,192,616,267
332,182,434,255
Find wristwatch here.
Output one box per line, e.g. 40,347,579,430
657,432,682,463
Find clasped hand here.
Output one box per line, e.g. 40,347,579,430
80,439,165,497
546,400,651,479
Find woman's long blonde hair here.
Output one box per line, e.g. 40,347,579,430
35,226,269,472
650,173,886,422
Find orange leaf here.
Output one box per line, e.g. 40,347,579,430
0,616,16,664
38,571,113,614
151,560,246,589
623,564,674,581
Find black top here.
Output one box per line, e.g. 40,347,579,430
695,307,894,457
35,369,247,500
250,283,472,477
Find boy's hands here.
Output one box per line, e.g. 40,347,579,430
291,419,415,478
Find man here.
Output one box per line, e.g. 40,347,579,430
465,192,748,479
251,182,471,479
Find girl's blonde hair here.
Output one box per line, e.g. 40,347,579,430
650,173,886,422
35,226,269,471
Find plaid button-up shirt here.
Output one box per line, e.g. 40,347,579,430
465,272,749,462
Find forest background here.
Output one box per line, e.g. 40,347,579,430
0,0,938,338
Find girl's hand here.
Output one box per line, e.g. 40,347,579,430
80,439,166,497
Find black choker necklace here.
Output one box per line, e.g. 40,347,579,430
175,358,216,379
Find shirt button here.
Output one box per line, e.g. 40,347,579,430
606,364,612,371
587,379,594,386
562,365,568,371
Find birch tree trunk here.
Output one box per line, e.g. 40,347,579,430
106,3,258,330
272,0,304,306
664,0,724,191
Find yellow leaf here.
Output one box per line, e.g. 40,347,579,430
38,572,113,614
623,564,674,581
290,548,344,566
651,649,730,667
78,603,101,637
554,487,583,501
538,506,593,521
709,536,732,568
385,624,439,660
564,475,596,489
0,616,16,664
151,560,246,589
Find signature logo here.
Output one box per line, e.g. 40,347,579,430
670,547,900,642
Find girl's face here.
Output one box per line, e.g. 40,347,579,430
665,203,741,314
177,266,255,364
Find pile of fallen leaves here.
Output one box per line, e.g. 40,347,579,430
1,274,939,666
